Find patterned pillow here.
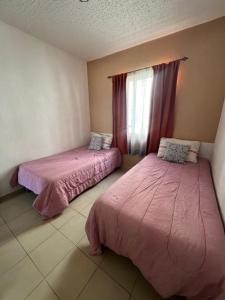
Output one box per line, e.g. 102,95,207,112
88,136,103,150
163,142,190,164
100,133,113,149
91,132,113,150
157,137,200,163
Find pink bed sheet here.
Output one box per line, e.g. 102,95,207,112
86,154,225,299
12,147,121,218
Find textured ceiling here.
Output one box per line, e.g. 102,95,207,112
0,0,225,61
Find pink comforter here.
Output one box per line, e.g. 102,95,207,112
12,147,121,218
86,154,225,299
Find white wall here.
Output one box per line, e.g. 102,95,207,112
0,21,90,196
212,99,225,223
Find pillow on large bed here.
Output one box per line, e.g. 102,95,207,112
163,142,190,164
158,137,200,163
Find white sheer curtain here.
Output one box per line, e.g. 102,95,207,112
126,68,153,155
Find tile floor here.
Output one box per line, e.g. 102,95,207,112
0,170,184,300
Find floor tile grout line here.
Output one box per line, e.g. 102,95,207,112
2,197,82,260
2,224,44,299
0,253,27,279
38,245,99,300
26,245,78,299
4,192,92,259
1,224,36,264
130,274,139,298
69,191,96,210
0,222,41,274
50,209,80,230
76,241,139,296
73,235,138,297
0,223,28,277
32,227,109,298
76,240,104,268
97,249,139,295
30,190,136,297
58,226,87,249
70,199,96,213
74,257,133,299
0,218,57,279
45,279,61,300
10,220,57,255
25,226,56,254
0,234,132,300
22,276,43,300
0,206,33,225
70,207,88,218
24,277,60,300
77,211,89,219
0,216,6,226
0,174,128,298
27,241,74,280
42,243,89,280
97,263,135,296
24,279,45,300
26,225,77,278
75,267,99,300
41,247,76,279
5,204,86,264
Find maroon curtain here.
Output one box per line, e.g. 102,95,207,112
147,60,180,153
112,73,128,154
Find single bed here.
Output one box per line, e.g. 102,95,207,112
11,147,121,218
86,153,225,300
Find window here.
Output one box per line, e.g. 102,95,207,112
126,68,153,155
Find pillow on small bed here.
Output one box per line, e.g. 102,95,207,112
91,132,113,150
163,142,190,164
88,135,103,150
158,137,200,163
100,133,113,150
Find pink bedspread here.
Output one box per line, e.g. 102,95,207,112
12,147,121,218
86,154,225,299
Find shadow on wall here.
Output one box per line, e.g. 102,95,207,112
0,26,90,197
211,99,225,224
43,46,90,150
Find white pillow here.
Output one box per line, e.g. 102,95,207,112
100,133,113,150
90,132,113,150
157,137,200,163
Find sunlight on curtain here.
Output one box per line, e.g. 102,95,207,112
126,68,153,155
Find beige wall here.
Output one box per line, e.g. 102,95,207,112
0,21,90,196
88,17,225,168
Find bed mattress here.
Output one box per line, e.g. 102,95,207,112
86,154,225,299
12,147,121,218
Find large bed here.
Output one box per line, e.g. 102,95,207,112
11,147,121,218
86,153,225,300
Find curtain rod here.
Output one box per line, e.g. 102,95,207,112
107,56,188,79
